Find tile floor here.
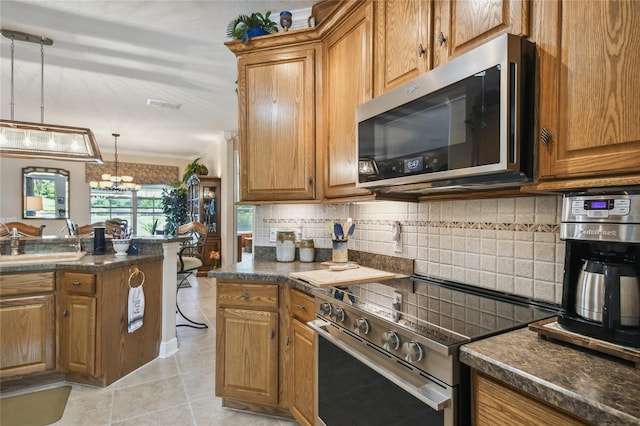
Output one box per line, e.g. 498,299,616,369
24,273,297,426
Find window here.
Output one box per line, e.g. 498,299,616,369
90,185,167,236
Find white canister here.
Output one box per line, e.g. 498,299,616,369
276,230,296,262
299,239,315,262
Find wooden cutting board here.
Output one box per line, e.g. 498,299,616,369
289,266,398,287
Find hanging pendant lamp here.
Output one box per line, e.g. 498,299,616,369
0,29,103,163
89,133,141,192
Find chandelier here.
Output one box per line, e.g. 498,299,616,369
0,29,102,163
90,133,141,191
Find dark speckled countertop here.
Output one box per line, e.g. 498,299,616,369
460,327,640,425
0,253,163,273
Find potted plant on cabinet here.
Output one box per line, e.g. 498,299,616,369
182,157,209,183
227,11,279,45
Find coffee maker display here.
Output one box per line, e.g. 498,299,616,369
559,191,640,347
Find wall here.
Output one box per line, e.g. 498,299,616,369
253,195,564,305
0,154,191,236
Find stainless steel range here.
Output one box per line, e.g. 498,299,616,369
307,275,556,426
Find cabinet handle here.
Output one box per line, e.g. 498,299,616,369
72,281,81,286
540,127,551,146
297,304,306,311
417,43,425,57
285,336,291,346
270,330,275,340
240,293,250,300
437,32,446,46
62,310,68,317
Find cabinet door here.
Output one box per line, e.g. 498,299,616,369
434,0,529,67
290,318,316,426
238,45,318,201
535,1,640,182
472,371,586,425
59,294,96,375
59,271,97,376
0,294,55,378
216,308,279,405
374,0,431,96
323,2,374,199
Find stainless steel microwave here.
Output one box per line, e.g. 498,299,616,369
356,34,535,195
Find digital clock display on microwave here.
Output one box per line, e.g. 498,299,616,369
403,157,423,174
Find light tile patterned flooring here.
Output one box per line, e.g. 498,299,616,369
38,274,297,426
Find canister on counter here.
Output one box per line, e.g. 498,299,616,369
276,230,296,262
299,238,315,262
332,239,348,263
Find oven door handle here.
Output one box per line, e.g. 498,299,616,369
308,319,451,412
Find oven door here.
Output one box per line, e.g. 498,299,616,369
308,319,455,426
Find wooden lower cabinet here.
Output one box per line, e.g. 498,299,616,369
216,280,289,415
218,308,279,404
58,271,98,377
215,281,317,422
289,288,316,426
0,272,56,379
471,370,590,425
58,260,163,386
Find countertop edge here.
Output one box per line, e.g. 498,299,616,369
0,254,164,273
460,333,639,426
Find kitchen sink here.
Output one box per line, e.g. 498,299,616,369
0,251,87,265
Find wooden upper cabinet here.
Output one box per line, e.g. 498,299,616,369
322,2,374,199
237,44,319,202
534,0,640,183
434,0,529,67
373,0,432,96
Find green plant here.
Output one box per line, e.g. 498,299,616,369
227,12,279,45
161,182,188,236
182,157,209,183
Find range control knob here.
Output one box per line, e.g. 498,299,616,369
381,331,400,350
332,307,346,323
354,318,370,335
402,341,424,362
320,302,333,317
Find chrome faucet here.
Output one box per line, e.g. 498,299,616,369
1,223,20,256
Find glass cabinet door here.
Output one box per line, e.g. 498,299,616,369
202,185,218,234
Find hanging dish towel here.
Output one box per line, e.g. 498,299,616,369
128,269,146,333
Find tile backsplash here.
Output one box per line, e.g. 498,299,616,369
254,195,565,304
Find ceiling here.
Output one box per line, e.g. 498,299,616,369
0,0,317,159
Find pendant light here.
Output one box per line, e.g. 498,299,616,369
90,133,141,191
0,29,103,163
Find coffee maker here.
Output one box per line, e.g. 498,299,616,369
559,190,640,347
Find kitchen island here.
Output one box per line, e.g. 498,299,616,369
1,251,165,389
460,326,640,425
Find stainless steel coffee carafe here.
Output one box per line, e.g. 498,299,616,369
575,259,640,327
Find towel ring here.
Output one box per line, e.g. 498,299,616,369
128,267,145,289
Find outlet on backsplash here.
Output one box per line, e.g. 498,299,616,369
269,228,278,243
392,291,402,322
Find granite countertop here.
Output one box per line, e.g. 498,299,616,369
208,260,333,295
0,253,163,273
209,260,330,281
460,327,640,425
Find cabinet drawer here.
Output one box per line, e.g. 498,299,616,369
60,272,96,295
0,272,55,297
290,288,315,322
217,282,278,310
